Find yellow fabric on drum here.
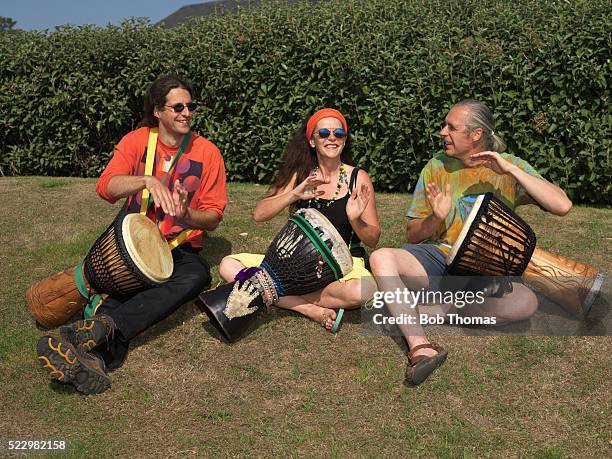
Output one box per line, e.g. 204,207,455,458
227,253,376,286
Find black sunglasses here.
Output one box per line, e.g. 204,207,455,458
163,102,198,113
316,127,346,139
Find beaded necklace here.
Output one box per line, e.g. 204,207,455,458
309,162,348,208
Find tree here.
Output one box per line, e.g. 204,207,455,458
0,16,17,32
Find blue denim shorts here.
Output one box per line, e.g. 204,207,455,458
402,243,448,277
403,243,508,295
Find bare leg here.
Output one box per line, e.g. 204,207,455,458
275,295,338,330
422,282,538,325
370,248,439,360
219,256,245,283
275,278,373,329
303,278,375,310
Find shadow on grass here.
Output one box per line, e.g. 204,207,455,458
130,302,208,351
48,380,79,395
196,305,280,344
126,236,233,349
130,295,284,347
203,235,233,266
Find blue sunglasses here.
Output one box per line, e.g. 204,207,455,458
316,128,346,139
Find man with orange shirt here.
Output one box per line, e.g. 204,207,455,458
37,76,227,394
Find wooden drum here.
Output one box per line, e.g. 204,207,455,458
522,248,604,317
198,208,353,342
447,193,604,317
27,213,174,328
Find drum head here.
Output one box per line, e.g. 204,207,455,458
122,214,173,283
447,194,485,265
296,208,353,277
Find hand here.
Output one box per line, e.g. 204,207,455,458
173,179,190,221
292,171,329,201
426,182,451,221
346,183,371,221
143,176,176,216
470,151,515,175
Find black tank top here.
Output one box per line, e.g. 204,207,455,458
294,167,366,259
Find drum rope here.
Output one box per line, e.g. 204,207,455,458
488,218,519,296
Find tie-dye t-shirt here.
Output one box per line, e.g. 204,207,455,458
97,127,227,248
406,153,542,253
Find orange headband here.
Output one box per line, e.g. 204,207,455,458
306,108,348,140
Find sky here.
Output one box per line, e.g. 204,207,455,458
2,0,210,31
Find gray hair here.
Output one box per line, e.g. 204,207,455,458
454,99,506,152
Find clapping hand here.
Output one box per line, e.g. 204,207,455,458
144,176,176,216
346,184,371,221
293,171,329,201
173,180,190,220
426,182,452,221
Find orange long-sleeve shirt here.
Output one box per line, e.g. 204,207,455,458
97,127,227,248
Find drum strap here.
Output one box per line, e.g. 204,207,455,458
139,128,194,247
167,230,193,249
139,128,159,214
74,260,108,319
80,130,194,319
290,213,343,280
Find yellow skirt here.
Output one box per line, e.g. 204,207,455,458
227,253,376,287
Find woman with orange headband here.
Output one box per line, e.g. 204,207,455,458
219,108,380,331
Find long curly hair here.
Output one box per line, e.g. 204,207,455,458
266,118,354,198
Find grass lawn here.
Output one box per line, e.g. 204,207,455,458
0,177,610,457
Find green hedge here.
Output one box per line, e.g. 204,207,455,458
0,0,610,204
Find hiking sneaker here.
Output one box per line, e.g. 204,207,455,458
36,336,111,395
59,314,116,352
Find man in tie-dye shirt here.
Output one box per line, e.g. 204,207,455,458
370,99,572,386
407,149,543,253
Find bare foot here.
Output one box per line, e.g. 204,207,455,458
319,308,337,330
302,305,336,330
273,296,338,331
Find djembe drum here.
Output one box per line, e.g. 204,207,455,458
27,212,174,328
198,208,353,342
447,193,604,317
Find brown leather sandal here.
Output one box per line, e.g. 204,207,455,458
404,342,448,386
